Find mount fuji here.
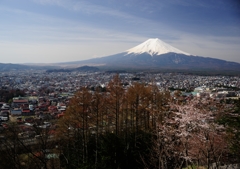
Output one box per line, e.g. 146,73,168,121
126,38,190,56
63,38,240,71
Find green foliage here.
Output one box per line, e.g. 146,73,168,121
0,88,26,102
218,99,240,161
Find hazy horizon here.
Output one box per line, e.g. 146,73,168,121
1,0,240,64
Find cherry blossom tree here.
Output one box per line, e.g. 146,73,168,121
152,97,232,169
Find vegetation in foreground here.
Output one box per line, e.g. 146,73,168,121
0,75,239,169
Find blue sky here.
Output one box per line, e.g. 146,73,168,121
0,0,240,63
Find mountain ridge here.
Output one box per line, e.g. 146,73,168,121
1,38,240,73
59,38,240,71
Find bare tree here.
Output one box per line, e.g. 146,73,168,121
107,74,125,136
57,87,92,167
91,88,105,169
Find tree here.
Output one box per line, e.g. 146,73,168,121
151,97,232,169
57,87,93,168
90,88,106,169
126,83,152,134
0,122,58,169
149,84,170,129
106,74,125,136
217,99,240,163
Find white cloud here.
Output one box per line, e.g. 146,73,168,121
1,0,240,63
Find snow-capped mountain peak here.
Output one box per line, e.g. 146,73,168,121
126,38,190,56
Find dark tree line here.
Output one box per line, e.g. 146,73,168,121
56,75,167,169
0,88,26,103
55,75,239,169
0,75,239,169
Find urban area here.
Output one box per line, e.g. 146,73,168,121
0,70,239,169
1,71,239,117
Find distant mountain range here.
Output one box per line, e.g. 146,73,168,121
0,63,28,71
0,63,59,71
1,38,240,73
46,66,99,73
62,38,240,71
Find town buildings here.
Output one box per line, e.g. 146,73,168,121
0,70,239,119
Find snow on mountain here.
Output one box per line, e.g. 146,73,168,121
126,38,190,56
55,38,240,72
